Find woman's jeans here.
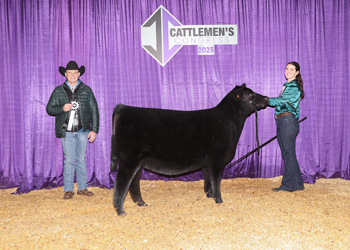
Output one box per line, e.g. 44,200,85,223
276,114,304,191
61,129,89,192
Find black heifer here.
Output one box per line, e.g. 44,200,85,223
110,84,268,216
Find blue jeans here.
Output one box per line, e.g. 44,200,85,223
276,114,304,191
61,129,89,192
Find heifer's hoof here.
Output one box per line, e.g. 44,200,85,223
117,212,126,217
116,209,126,216
214,197,223,203
136,201,147,207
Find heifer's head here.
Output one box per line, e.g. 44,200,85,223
231,83,269,114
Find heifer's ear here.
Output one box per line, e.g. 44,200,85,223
233,85,240,90
235,87,245,98
234,84,246,98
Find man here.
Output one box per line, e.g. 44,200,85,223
46,61,99,199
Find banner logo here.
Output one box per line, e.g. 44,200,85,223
141,5,237,66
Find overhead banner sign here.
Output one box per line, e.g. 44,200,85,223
141,5,237,66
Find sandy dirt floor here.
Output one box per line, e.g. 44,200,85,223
1,176,350,249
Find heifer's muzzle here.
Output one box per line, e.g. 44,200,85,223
251,95,269,109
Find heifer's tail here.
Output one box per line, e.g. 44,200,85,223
111,104,126,171
110,133,118,171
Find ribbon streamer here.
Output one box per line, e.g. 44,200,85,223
67,100,80,131
67,110,76,131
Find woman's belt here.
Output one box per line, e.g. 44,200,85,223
275,112,293,119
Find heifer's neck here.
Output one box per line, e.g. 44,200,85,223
217,97,255,141
218,96,253,118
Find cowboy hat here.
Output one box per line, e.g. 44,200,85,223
59,61,85,77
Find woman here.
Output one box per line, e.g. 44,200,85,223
268,61,305,192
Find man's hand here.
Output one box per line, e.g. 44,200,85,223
63,103,73,112
88,131,97,143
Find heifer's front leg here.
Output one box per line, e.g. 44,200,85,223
129,167,147,207
208,165,225,204
113,164,138,216
202,168,213,198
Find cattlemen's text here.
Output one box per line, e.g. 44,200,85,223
170,27,235,37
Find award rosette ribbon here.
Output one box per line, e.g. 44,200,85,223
67,100,80,131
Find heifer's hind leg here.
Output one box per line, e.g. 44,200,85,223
129,167,147,207
113,164,139,216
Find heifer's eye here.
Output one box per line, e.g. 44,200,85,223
245,93,252,97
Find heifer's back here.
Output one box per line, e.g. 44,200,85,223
111,84,268,216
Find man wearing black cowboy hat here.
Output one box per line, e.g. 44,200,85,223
46,61,99,199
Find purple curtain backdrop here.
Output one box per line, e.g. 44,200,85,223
0,0,349,193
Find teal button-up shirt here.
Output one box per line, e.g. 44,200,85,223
268,79,301,119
